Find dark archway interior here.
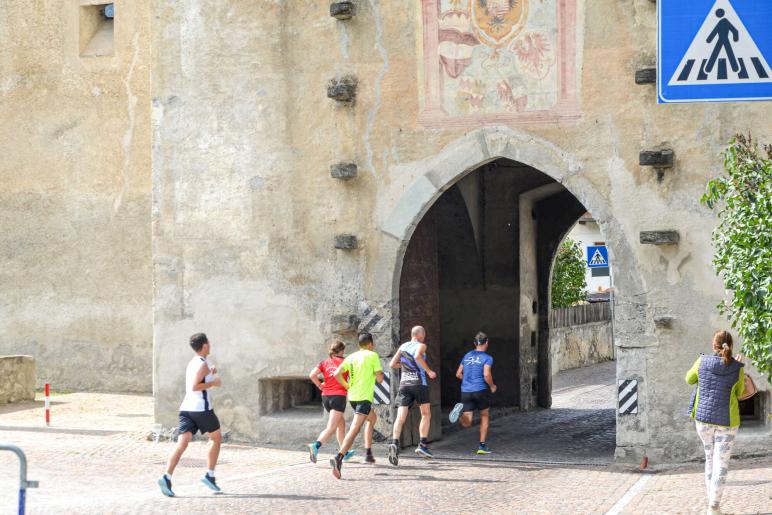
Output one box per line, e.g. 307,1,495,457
398,158,587,445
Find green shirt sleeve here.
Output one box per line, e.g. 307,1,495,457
733,366,745,399
371,352,382,374
341,355,352,373
685,357,701,385
729,365,745,427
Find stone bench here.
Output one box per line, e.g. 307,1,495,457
0,355,36,404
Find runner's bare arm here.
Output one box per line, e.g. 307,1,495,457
456,364,464,380
375,371,385,384
192,362,221,390
389,351,401,369
334,366,350,390
483,364,496,393
414,344,436,379
308,366,323,391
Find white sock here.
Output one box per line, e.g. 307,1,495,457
164,473,171,480
207,469,215,477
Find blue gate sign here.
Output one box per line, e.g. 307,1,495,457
658,0,772,103
587,246,609,269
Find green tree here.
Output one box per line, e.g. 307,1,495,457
551,238,587,309
702,134,772,380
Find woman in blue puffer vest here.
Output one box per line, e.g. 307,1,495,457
685,330,745,515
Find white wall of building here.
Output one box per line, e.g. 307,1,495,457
565,216,611,294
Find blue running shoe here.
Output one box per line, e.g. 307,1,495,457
477,443,492,455
415,445,434,459
343,450,355,462
201,473,221,493
449,402,464,424
307,443,319,463
157,476,174,497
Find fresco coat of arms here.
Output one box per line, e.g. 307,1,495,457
470,0,529,49
420,0,579,127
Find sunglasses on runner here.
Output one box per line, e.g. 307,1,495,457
474,338,488,345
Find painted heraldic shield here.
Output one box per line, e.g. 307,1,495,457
470,0,529,49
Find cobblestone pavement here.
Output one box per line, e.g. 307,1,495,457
1,364,769,514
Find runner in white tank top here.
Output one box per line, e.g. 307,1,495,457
157,333,224,497
179,355,216,412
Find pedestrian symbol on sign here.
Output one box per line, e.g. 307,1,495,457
669,0,772,86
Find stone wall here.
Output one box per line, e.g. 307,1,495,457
550,321,614,376
0,1,152,392
0,356,36,404
149,1,772,461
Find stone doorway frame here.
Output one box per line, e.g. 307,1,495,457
367,126,651,453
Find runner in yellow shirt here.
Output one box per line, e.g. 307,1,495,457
329,332,384,478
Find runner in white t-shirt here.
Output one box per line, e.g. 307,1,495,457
157,333,223,497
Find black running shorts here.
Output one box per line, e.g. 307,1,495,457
322,395,347,413
349,400,373,416
178,410,220,435
461,391,490,412
397,385,430,407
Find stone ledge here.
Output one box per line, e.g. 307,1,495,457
334,234,358,250
639,149,674,167
330,1,355,20
330,162,358,180
639,230,679,245
0,355,36,404
635,68,656,84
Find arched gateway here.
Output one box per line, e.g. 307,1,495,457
367,127,652,454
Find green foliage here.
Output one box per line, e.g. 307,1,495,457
701,134,772,380
551,238,587,309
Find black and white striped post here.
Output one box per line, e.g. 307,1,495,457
618,379,638,415
373,370,391,405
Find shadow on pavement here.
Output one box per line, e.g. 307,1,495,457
0,425,125,436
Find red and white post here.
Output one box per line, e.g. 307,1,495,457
44,383,50,426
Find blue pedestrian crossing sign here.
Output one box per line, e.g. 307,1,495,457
658,0,772,103
587,246,609,269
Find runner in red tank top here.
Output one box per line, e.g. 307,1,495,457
307,340,355,463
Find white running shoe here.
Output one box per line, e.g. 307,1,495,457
449,402,464,424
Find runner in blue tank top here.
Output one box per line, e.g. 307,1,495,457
448,332,496,454
388,325,437,466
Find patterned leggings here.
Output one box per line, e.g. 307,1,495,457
696,421,738,507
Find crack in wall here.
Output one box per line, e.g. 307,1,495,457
364,0,388,177
114,31,140,215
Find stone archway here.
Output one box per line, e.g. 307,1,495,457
367,126,651,454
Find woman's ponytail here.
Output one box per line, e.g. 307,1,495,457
329,340,346,357
712,330,733,365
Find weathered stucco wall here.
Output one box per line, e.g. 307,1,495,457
550,321,614,375
150,0,772,461
0,356,36,404
0,1,152,392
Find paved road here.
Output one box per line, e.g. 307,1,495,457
436,360,616,463
1,362,769,514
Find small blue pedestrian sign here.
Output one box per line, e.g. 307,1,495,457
587,246,609,269
658,0,772,103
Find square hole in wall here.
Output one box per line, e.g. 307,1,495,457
79,3,114,57
739,391,768,428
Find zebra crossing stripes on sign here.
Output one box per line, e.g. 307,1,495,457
373,370,391,405
618,379,638,415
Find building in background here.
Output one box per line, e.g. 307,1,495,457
0,0,769,462
565,214,612,297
